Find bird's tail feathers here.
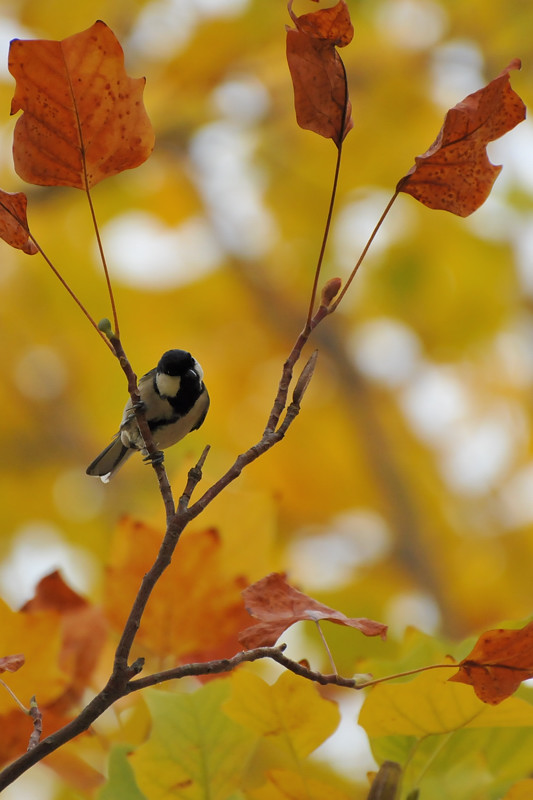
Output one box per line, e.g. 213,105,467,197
86,436,133,482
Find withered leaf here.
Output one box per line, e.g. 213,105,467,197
449,620,533,705
398,59,526,216
239,572,387,649
286,0,354,147
0,190,37,254
9,21,155,190
0,653,25,674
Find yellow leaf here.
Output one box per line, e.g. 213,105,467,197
129,681,256,800
359,667,533,738
503,779,533,799
223,670,340,759
0,598,66,714
251,768,351,800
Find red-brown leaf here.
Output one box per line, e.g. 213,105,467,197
9,21,155,189
286,0,354,147
238,572,387,649
398,59,526,216
449,620,533,704
0,190,37,254
0,653,25,674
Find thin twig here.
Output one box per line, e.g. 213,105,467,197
0,680,28,713
109,335,176,522
315,621,338,675
27,698,42,751
330,189,400,312
31,235,115,352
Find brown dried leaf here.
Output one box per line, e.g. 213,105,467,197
0,190,37,254
0,653,25,674
398,59,526,216
286,0,353,147
449,620,533,704
9,21,155,189
239,572,387,649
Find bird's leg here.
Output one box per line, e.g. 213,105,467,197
142,450,165,466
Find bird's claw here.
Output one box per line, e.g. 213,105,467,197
143,450,164,466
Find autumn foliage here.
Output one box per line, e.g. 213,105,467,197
0,3,531,800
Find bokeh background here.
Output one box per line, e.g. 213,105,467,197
1,0,533,795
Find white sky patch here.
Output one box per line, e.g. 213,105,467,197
385,591,441,636
211,76,270,125
189,120,277,259
349,318,422,388
400,364,471,444
128,0,249,59
488,119,533,197
101,211,221,289
333,189,415,275
375,0,448,51
0,522,98,608
314,692,377,781
288,510,391,591
0,16,37,80
430,40,484,109
440,413,521,495
401,362,527,495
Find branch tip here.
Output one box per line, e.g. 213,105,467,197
320,276,342,308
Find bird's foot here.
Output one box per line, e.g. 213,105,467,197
143,449,165,466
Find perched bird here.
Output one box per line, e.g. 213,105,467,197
86,349,209,482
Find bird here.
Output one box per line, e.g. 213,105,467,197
86,349,209,482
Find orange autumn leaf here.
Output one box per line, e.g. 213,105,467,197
398,59,526,216
104,518,251,662
22,571,108,712
449,620,533,705
0,190,37,254
9,21,154,189
0,653,25,674
286,0,354,147
239,572,387,649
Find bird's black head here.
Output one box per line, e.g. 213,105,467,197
157,349,196,377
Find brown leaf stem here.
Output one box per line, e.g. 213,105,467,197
85,186,120,337
305,141,343,330
330,189,400,312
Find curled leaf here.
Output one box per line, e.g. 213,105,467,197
449,620,533,704
286,0,354,147
0,654,25,674
9,21,155,189
239,572,387,649
398,59,526,216
0,190,37,254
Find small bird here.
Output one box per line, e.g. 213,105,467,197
86,349,209,482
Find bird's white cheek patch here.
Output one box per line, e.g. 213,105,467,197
156,373,182,398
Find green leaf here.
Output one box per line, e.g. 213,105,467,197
128,681,257,800
360,668,533,799
98,744,146,800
